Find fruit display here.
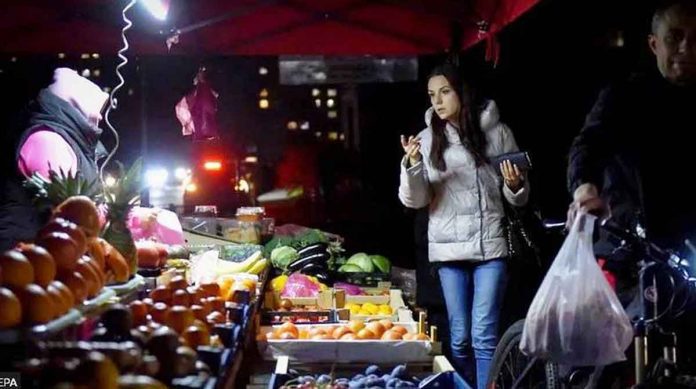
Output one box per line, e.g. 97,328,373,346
260,320,429,341
274,360,460,389
345,302,393,317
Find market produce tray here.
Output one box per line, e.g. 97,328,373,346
260,309,343,325
257,355,469,389
0,308,82,344
172,376,217,389
257,323,436,363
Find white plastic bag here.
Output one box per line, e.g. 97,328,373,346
520,213,633,366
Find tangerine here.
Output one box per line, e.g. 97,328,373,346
17,284,55,324
49,280,75,309
0,287,21,328
36,232,79,271
0,250,34,289
59,271,88,304
17,244,56,288
53,196,100,238
39,218,87,256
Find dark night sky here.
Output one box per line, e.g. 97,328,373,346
0,0,660,267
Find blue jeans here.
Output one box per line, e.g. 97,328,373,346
438,258,507,389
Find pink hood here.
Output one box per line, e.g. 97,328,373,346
47,68,109,125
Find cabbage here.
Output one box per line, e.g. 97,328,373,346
346,252,374,272
370,255,391,274
270,246,299,270
338,264,364,273
334,282,365,295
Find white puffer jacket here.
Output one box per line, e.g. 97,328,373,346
398,100,529,262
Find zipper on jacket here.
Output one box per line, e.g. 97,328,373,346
475,167,486,260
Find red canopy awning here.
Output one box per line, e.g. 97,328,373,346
0,0,539,56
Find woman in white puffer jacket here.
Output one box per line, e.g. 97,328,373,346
398,63,529,389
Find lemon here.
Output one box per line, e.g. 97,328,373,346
379,305,393,315
271,275,288,291
359,309,372,316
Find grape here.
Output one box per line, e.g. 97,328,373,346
365,365,382,376
390,365,407,379
317,374,332,385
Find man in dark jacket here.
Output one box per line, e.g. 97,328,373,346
568,0,696,258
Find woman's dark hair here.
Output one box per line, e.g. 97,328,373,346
427,63,487,170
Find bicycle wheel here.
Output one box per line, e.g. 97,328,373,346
488,319,559,389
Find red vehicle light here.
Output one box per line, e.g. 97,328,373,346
203,161,222,171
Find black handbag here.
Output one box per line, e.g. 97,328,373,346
503,200,542,266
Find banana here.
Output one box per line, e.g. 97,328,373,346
247,258,268,275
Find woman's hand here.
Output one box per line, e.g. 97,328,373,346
500,159,524,192
400,135,422,166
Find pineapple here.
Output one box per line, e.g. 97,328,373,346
101,158,143,277
24,168,101,206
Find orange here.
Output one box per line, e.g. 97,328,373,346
129,300,148,326
365,322,386,338
75,258,101,298
39,218,87,257
169,275,188,291
0,250,34,289
347,320,365,334
50,280,75,310
206,311,226,326
36,232,80,271
402,333,417,341
308,327,327,338
207,296,225,313
82,255,105,290
239,279,256,293
59,271,88,304
17,244,56,288
391,325,409,336
166,305,194,334
183,325,210,348
415,333,430,341
53,196,100,238
278,322,299,338
46,283,69,316
280,332,298,340
101,241,129,283
381,330,403,341
217,278,233,299
87,238,106,270
356,328,376,340
150,285,172,305
151,302,169,324
17,283,55,324
340,333,358,340
200,282,220,298
378,319,394,330
190,304,209,322
171,289,191,307
188,286,206,303
332,326,353,340
311,333,332,340
0,287,22,328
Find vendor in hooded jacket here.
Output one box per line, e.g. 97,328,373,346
0,68,109,250
398,63,529,388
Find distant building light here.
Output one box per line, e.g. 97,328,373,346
287,121,298,130
58,53,66,59
185,183,197,192
328,110,338,119
328,132,339,141
327,88,337,97
314,99,322,108
10,57,17,62
314,72,327,81
128,88,134,96
81,53,90,59
300,121,310,130
236,178,250,192
327,98,335,108
312,88,321,97
93,69,101,77
103,87,111,93
0,69,3,74
339,133,346,141
259,88,269,98
315,131,322,138
259,99,270,109
92,53,100,59
258,66,268,75
81,69,91,77
244,156,258,164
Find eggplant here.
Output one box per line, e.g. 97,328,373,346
298,262,327,276
286,252,330,273
296,242,328,258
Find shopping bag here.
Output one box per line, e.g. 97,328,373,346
519,213,633,366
